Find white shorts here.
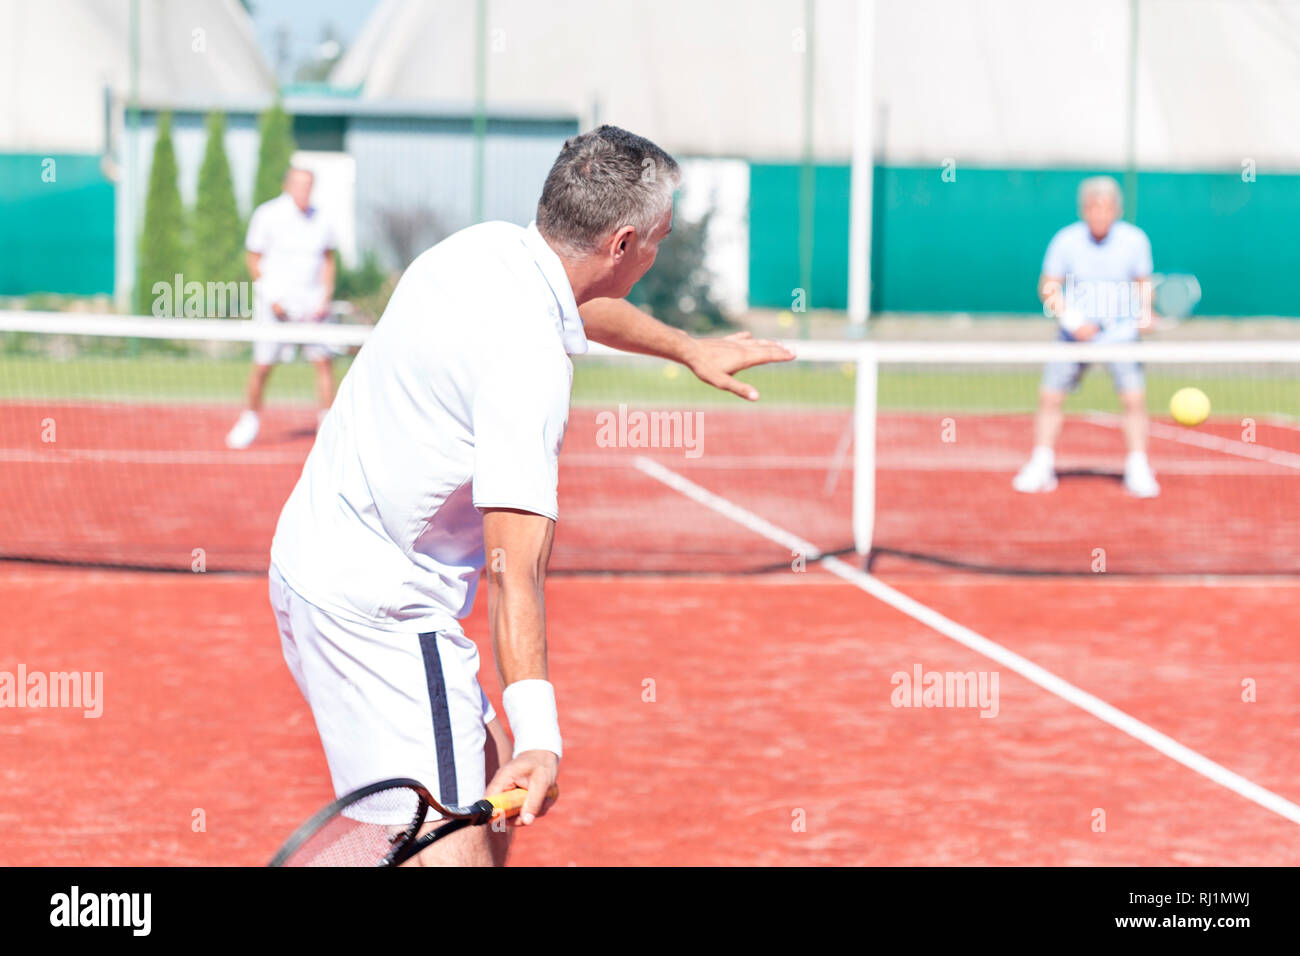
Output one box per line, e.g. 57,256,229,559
252,289,340,366
268,563,496,809
1041,324,1145,395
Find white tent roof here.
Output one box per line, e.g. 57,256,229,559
333,0,1300,168
0,0,276,153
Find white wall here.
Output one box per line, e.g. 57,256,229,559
0,0,274,153
335,0,1300,170
677,158,751,314
292,150,358,266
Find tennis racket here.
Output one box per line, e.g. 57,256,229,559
268,777,556,867
1145,273,1202,331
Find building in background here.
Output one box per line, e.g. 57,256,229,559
335,0,1300,318
0,0,274,300
0,0,575,308
112,96,576,307
5,0,1300,318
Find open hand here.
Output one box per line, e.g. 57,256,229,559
683,331,795,401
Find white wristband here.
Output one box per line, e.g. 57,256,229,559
502,679,562,759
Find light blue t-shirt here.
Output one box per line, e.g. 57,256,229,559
1042,220,1153,334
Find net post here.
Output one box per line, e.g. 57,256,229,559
847,0,875,326
852,345,878,560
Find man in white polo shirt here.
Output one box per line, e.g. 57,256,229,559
267,126,792,865
226,166,338,449
1012,176,1160,498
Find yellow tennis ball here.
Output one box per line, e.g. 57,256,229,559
1170,387,1210,426
777,311,795,329
662,363,680,379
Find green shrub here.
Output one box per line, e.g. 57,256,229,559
335,251,398,323
134,113,186,314
253,101,297,209
191,113,246,315
628,209,731,334
334,251,388,299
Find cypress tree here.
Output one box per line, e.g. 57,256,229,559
191,112,246,316
253,100,297,209
134,112,186,315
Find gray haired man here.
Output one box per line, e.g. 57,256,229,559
267,126,792,866
1013,176,1160,498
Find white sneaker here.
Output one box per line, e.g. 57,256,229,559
225,410,260,449
1012,457,1058,493
1123,455,1161,498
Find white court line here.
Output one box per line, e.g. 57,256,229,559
0,448,304,465
4,444,1293,476
573,451,1289,476
1085,412,1300,471
822,416,855,496
633,454,1300,828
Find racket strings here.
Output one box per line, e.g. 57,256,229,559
278,785,424,867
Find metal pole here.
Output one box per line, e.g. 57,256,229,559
472,0,487,224
847,0,875,326
852,349,877,557
1125,0,1139,222
798,0,816,338
120,0,140,313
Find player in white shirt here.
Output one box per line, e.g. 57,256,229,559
226,167,338,449
268,126,793,865
1012,176,1161,498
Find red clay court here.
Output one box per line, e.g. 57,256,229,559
3,568,1298,865
2,384,1298,865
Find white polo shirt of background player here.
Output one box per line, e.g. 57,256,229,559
1042,220,1152,333
269,219,587,632
245,193,337,310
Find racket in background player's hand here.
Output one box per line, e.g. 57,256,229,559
268,777,557,867
1142,273,1202,332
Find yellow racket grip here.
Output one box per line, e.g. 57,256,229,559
486,785,560,818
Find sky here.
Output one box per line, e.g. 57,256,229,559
246,0,381,84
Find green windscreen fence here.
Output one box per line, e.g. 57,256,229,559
0,153,115,297
748,163,1300,317
749,162,852,312
1137,171,1300,316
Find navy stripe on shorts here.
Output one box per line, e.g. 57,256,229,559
418,631,459,806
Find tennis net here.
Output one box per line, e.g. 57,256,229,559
2,311,1297,575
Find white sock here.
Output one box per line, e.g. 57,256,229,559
1126,450,1148,469
1030,445,1055,469
241,410,259,424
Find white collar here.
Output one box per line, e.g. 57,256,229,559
278,193,316,219
523,221,587,355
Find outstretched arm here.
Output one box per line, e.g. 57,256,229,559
578,297,795,401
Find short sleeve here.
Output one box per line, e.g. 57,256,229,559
245,205,271,253
1042,228,1069,277
471,348,572,521
320,215,338,253
1131,229,1153,277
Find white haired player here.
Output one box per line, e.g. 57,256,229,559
226,167,337,449
1013,176,1160,498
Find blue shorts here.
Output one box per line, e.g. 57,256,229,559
1041,327,1145,395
